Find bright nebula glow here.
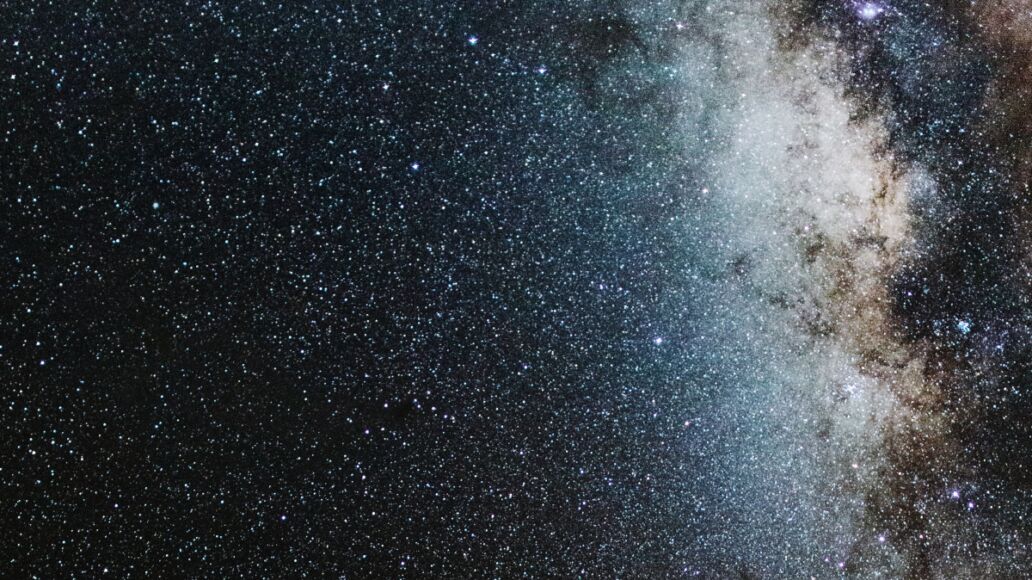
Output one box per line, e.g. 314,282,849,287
858,2,885,19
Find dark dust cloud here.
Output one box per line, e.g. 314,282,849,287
2,0,1031,577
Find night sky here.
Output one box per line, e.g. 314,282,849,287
3,1,1032,577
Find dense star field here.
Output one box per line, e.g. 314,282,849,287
3,0,1032,577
